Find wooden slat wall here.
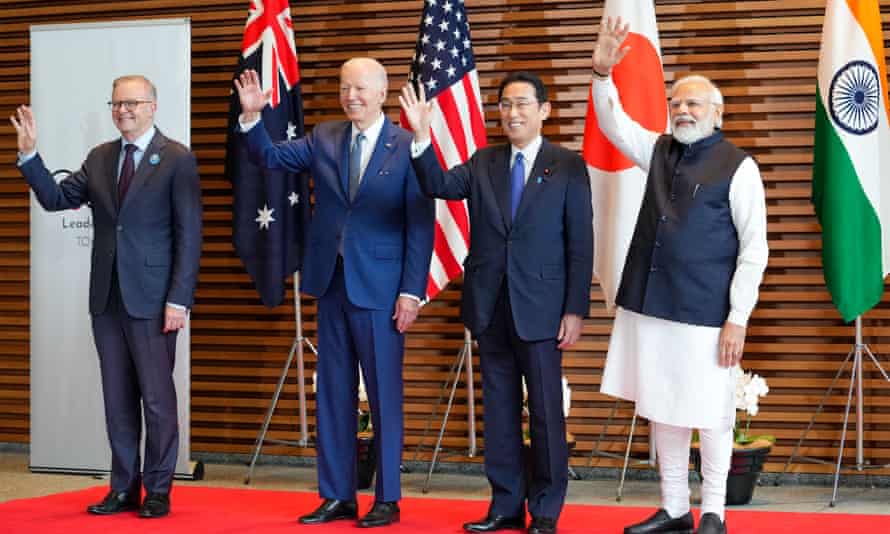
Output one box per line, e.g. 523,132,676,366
1,0,889,475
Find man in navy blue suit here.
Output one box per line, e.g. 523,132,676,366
401,72,593,534
11,75,202,519
235,58,434,528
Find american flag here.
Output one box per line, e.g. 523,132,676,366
226,0,309,307
402,0,487,300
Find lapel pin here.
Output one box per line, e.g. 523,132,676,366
149,153,160,165
543,168,551,176
385,142,393,149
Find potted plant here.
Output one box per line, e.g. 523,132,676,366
690,364,774,505
313,369,375,490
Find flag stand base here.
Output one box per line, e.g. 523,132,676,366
410,329,478,493
244,272,316,485
779,316,890,505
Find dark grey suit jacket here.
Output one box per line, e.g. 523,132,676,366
20,129,202,319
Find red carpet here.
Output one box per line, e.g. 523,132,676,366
0,485,885,533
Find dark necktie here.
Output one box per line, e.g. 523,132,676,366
348,133,365,201
118,144,138,203
510,151,525,221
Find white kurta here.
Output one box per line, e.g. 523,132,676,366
592,77,769,430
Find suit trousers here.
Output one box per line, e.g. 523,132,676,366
476,283,568,521
90,268,179,494
315,259,404,503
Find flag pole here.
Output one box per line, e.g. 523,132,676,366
463,328,477,456
294,271,309,446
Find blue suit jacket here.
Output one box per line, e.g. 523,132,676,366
245,118,435,309
21,130,203,319
412,140,593,341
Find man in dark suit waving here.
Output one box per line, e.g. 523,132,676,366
400,72,593,534
235,57,434,528
10,75,202,518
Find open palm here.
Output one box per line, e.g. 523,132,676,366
234,69,271,114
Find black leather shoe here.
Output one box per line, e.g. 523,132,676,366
463,514,526,532
138,493,170,518
298,499,358,525
86,490,140,515
695,513,726,534
358,501,400,528
528,517,557,534
624,509,694,534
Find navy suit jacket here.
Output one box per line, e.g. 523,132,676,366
21,129,203,319
412,140,593,341
245,118,435,309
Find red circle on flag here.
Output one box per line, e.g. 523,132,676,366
583,33,667,172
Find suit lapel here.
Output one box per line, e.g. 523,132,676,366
335,121,351,204
489,144,512,232
514,139,556,224
355,119,397,201
119,129,168,212
106,141,123,213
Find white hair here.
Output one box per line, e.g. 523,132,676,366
671,75,723,128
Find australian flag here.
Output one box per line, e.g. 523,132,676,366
225,0,309,307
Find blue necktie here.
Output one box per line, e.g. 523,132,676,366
348,132,365,201
510,151,525,221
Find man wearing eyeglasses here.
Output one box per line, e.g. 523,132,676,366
591,18,768,534
401,71,593,534
10,75,202,519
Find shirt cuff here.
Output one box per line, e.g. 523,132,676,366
239,115,261,132
398,292,422,303
410,139,432,158
166,302,187,312
17,150,37,166
727,309,749,328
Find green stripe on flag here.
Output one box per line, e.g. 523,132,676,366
812,89,884,322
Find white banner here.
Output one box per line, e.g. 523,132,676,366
29,19,193,476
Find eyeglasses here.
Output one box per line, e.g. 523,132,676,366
498,99,537,113
107,99,153,111
669,98,713,113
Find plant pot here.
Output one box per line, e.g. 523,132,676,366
357,433,376,490
690,442,771,505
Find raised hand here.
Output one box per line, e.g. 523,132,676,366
592,16,631,76
9,105,37,154
398,82,433,143
233,69,272,120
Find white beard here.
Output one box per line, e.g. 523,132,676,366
672,113,717,145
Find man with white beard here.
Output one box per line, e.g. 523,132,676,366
590,17,769,534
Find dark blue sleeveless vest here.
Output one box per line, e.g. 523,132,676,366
615,131,748,327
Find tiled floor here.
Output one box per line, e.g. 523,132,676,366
1,450,888,516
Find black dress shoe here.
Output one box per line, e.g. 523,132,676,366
138,493,170,518
624,509,694,534
463,514,526,532
86,490,140,515
528,517,557,534
358,501,400,528
695,513,726,534
298,499,358,524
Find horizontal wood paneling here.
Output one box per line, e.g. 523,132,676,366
1,0,890,477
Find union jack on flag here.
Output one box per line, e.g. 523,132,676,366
402,0,487,300
240,0,300,109
226,0,309,307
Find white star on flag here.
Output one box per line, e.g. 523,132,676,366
255,204,275,229
288,192,300,206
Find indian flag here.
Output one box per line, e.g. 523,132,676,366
584,0,667,309
813,0,890,322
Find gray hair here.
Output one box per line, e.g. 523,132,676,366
112,75,157,101
671,75,723,127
